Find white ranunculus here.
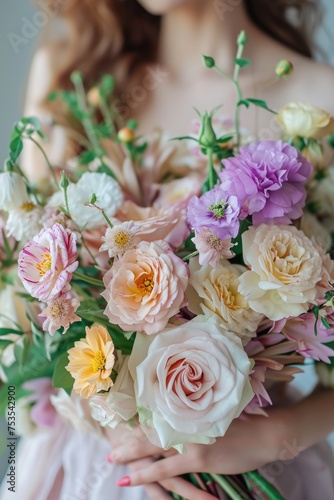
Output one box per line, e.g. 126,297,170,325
89,355,137,429
67,172,123,230
276,102,334,139
6,203,43,242
129,316,254,451
0,172,29,211
188,257,263,345
238,224,323,321
50,389,102,435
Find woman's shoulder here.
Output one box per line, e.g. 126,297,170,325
256,36,334,113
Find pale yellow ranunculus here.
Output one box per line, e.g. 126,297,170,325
276,102,334,139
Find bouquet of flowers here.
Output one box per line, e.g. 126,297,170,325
1,32,334,500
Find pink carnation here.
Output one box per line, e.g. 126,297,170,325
18,223,78,302
102,240,189,335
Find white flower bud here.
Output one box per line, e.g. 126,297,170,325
0,172,29,211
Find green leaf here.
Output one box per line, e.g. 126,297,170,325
52,351,74,394
237,99,250,108
170,136,198,142
13,335,31,367
100,75,115,97
234,58,251,68
245,98,277,114
216,135,234,144
312,305,320,336
0,328,24,336
79,150,96,164
95,123,113,139
9,136,23,163
231,217,252,256
321,316,331,330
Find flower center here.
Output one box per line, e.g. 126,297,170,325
36,253,52,276
208,201,228,219
114,231,131,248
21,202,35,212
207,234,222,250
91,350,106,373
137,272,154,295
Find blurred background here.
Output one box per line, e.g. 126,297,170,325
0,0,334,488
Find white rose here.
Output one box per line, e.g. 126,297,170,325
89,355,137,429
276,102,334,139
238,224,323,321
129,316,254,451
0,172,29,211
188,257,263,345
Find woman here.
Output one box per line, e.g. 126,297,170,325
8,1,334,499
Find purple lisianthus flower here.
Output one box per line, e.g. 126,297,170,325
219,141,312,225
187,186,240,239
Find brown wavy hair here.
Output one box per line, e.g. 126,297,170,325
44,0,318,99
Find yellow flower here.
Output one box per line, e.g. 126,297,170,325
66,324,115,398
276,102,334,139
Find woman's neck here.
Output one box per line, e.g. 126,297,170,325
159,1,260,81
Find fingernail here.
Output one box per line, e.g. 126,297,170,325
117,476,131,487
106,454,112,463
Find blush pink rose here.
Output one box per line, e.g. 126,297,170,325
128,316,254,450
102,240,189,335
18,223,78,302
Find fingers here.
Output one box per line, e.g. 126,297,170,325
128,457,172,500
117,453,195,487
111,438,163,463
159,477,218,500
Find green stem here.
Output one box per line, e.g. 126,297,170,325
72,76,105,166
101,210,114,229
233,43,244,150
72,271,104,288
28,136,58,185
209,474,244,500
182,250,199,262
207,147,215,190
213,65,234,82
99,96,117,141
243,471,285,500
63,185,71,219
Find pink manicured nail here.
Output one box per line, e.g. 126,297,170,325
106,454,112,463
117,476,131,487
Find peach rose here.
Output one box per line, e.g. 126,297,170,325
102,240,189,335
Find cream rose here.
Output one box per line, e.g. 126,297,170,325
188,258,263,345
276,102,334,139
128,316,254,450
102,240,189,335
238,224,323,321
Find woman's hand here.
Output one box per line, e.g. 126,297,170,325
110,408,293,488
106,426,217,500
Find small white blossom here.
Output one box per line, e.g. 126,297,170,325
100,222,140,258
0,172,29,211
